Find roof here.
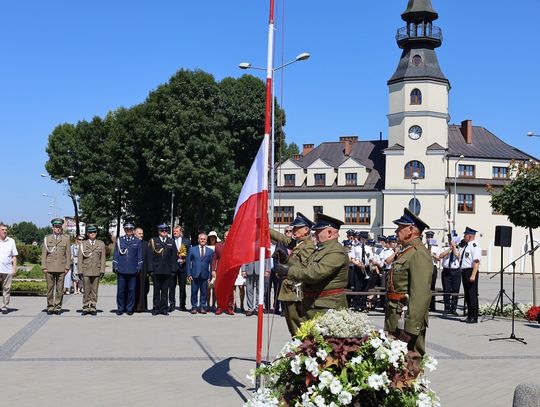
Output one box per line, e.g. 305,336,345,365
448,125,537,161
288,140,388,190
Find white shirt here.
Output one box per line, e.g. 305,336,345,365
0,236,18,274
428,244,441,267
378,247,395,270
440,245,460,269
352,244,373,265
459,240,482,269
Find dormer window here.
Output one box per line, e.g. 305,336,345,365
314,173,326,186
410,88,422,105
404,161,425,179
284,174,295,186
345,173,357,186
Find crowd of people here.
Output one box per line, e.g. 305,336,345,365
1,210,482,353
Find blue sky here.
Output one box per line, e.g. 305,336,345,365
1,0,539,227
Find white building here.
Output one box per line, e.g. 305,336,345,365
274,0,538,273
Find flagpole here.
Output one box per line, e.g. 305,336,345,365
255,0,275,387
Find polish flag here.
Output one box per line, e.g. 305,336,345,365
215,136,270,309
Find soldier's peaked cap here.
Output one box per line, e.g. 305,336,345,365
123,221,135,229
86,224,98,233
289,212,314,229
311,213,344,231
51,218,63,226
393,207,430,233
425,230,435,237
463,226,478,235
157,223,169,230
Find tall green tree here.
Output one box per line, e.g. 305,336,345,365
490,161,540,305
10,221,40,244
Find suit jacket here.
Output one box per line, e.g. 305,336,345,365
186,245,213,280
147,237,177,275
113,236,144,274
77,239,106,277
174,236,191,272
41,234,71,273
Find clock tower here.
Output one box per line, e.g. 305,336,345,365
383,0,450,228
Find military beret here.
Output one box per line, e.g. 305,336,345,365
290,212,314,229
311,213,344,231
51,218,63,226
393,207,430,233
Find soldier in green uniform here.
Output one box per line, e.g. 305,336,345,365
41,218,71,315
270,212,315,336
77,225,106,315
384,208,433,355
276,213,349,321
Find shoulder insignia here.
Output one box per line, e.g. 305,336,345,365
472,243,477,247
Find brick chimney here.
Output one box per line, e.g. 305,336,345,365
292,153,303,160
460,120,473,144
340,136,358,157
302,144,314,156
339,136,359,142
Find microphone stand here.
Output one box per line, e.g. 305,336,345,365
487,244,539,344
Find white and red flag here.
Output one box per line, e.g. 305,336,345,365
215,136,270,310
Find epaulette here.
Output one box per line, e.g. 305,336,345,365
472,243,477,247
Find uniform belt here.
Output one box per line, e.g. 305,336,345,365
387,292,407,301
303,288,345,298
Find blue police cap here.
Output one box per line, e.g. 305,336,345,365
377,235,387,241
387,235,398,242
393,207,430,233
157,223,169,231
343,240,352,247
358,231,370,239
367,239,375,245
425,230,435,237
290,212,314,229
123,221,135,229
312,213,344,231
463,226,477,235
346,229,355,236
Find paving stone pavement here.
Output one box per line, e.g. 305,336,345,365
1,273,539,407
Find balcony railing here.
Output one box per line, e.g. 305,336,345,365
396,25,442,42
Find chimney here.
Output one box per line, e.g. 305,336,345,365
292,153,303,160
340,136,358,157
339,136,359,142
302,144,314,156
460,120,473,144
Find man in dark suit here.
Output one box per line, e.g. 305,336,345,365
171,226,191,312
186,232,213,314
112,221,144,315
147,224,177,316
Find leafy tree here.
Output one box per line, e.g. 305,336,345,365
10,222,40,244
490,161,540,305
279,141,300,162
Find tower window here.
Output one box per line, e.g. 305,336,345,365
412,55,423,66
404,161,425,179
410,88,422,105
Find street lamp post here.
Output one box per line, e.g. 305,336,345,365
41,173,80,236
411,172,419,215
453,155,465,232
170,191,175,231
239,52,310,229
42,193,58,217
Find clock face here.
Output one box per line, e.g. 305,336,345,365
408,125,422,140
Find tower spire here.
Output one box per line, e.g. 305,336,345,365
388,0,448,85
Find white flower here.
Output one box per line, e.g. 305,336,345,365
350,355,363,365
246,369,256,385
305,356,320,377
390,338,409,355
370,337,383,349
243,387,279,407
291,338,302,348
423,355,438,372
291,355,302,374
329,378,343,395
374,346,387,361
338,390,352,404
329,403,338,407
367,372,390,391
378,329,388,342
318,371,334,390
314,395,326,407
316,348,328,361
416,391,441,407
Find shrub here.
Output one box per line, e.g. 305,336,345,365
16,265,44,279
16,244,41,265
11,280,47,296
100,273,117,285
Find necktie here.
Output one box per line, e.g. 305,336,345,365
459,245,466,268
449,248,455,266
200,246,204,258
361,244,366,264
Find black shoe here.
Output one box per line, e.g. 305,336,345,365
1,308,8,315
466,318,478,324
90,311,97,316
179,307,187,312
152,311,159,316
116,311,124,316
168,307,175,313
127,311,134,316
54,310,61,315
82,310,89,316
161,311,169,316
46,310,54,315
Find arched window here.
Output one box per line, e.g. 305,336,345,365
404,161,425,179
410,88,422,105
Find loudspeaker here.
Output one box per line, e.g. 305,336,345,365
494,225,512,247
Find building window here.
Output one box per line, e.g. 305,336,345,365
404,161,425,179
345,173,357,186
274,206,294,224
314,173,326,186
492,166,508,179
284,174,295,186
458,194,475,213
313,206,323,217
412,55,422,66
458,164,475,178
344,206,371,225
410,88,422,105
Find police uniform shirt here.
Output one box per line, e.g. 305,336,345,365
352,244,373,265
460,241,482,269
441,245,460,269
429,245,441,267
378,247,394,270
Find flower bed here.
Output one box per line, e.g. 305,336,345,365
478,302,531,319
526,305,540,322
245,309,439,407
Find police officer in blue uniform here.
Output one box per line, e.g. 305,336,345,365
112,221,144,315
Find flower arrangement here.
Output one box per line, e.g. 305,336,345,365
526,305,540,322
479,302,531,318
245,309,440,407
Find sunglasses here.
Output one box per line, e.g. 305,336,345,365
77,238,84,241
285,230,293,233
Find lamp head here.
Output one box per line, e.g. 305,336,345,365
295,52,310,61
238,62,251,69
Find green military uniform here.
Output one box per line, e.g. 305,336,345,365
384,237,433,355
41,232,71,313
270,229,315,336
288,238,349,320
77,238,106,313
